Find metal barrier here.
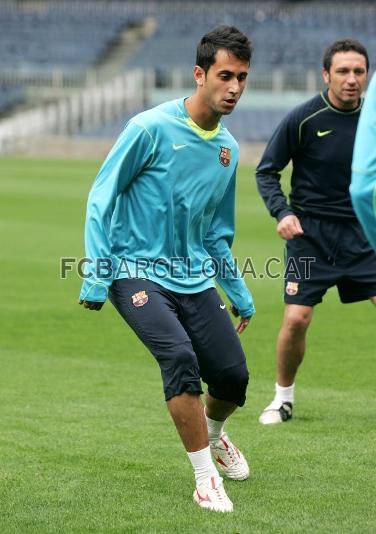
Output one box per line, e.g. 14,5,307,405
0,70,144,153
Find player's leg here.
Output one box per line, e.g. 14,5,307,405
181,288,250,481
370,296,376,305
167,392,208,451
109,278,206,451
205,394,237,420
259,304,313,425
168,392,233,512
204,393,250,482
260,216,335,425
277,304,314,386
109,278,232,512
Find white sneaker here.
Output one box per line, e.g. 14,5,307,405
259,402,293,425
210,433,249,481
193,476,233,512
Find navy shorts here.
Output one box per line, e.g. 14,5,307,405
109,278,249,405
284,215,376,306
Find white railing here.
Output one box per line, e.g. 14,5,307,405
0,66,322,93
0,70,145,153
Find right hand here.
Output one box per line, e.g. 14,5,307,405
277,215,304,240
78,300,104,311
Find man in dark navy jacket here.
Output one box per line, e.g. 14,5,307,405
256,39,376,425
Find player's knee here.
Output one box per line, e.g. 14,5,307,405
284,308,312,332
157,342,202,401
208,361,249,407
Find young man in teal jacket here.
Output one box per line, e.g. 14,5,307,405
79,26,255,513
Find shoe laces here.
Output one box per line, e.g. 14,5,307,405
210,478,228,503
218,434,239,464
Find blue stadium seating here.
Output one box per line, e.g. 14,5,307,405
125,2,376,70
0,3,142,72
2,1,374,73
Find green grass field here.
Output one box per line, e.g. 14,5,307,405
0,157,375,533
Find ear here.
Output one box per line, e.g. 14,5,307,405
322,67,330,85
193,65,205,87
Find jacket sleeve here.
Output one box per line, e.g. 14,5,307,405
203,170,255,318
255,110,300,221
351,73,376,252
79,120,155,302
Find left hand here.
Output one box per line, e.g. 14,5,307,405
230,305,252,334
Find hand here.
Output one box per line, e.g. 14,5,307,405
277,215,304,240
78,299,104,311
230,305,252,334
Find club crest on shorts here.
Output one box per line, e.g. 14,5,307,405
131,290,149,307
219,146,231,167
286,282,299,295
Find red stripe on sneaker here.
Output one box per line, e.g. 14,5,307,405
215,456,227,468
195,489,212,503
220,437,229,449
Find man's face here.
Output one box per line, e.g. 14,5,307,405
322,51,368,110
195,49,249,116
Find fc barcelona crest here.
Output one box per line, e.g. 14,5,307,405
132,290,149,307
219,146,231,167
286,282,299,296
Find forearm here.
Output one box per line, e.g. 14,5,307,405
216,273,255,318
256,171,293,221
207,241,255,317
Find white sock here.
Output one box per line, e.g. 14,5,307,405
187,446,220,486
205,410,225,443
269,383,295,409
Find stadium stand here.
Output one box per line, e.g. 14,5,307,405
99,0,376,142
126,1,376,71
0,1,143,117
2,1,374,74
0,2,142,72
1,0,375,147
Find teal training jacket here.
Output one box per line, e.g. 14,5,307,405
351,73,376,252
79,98,255,317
